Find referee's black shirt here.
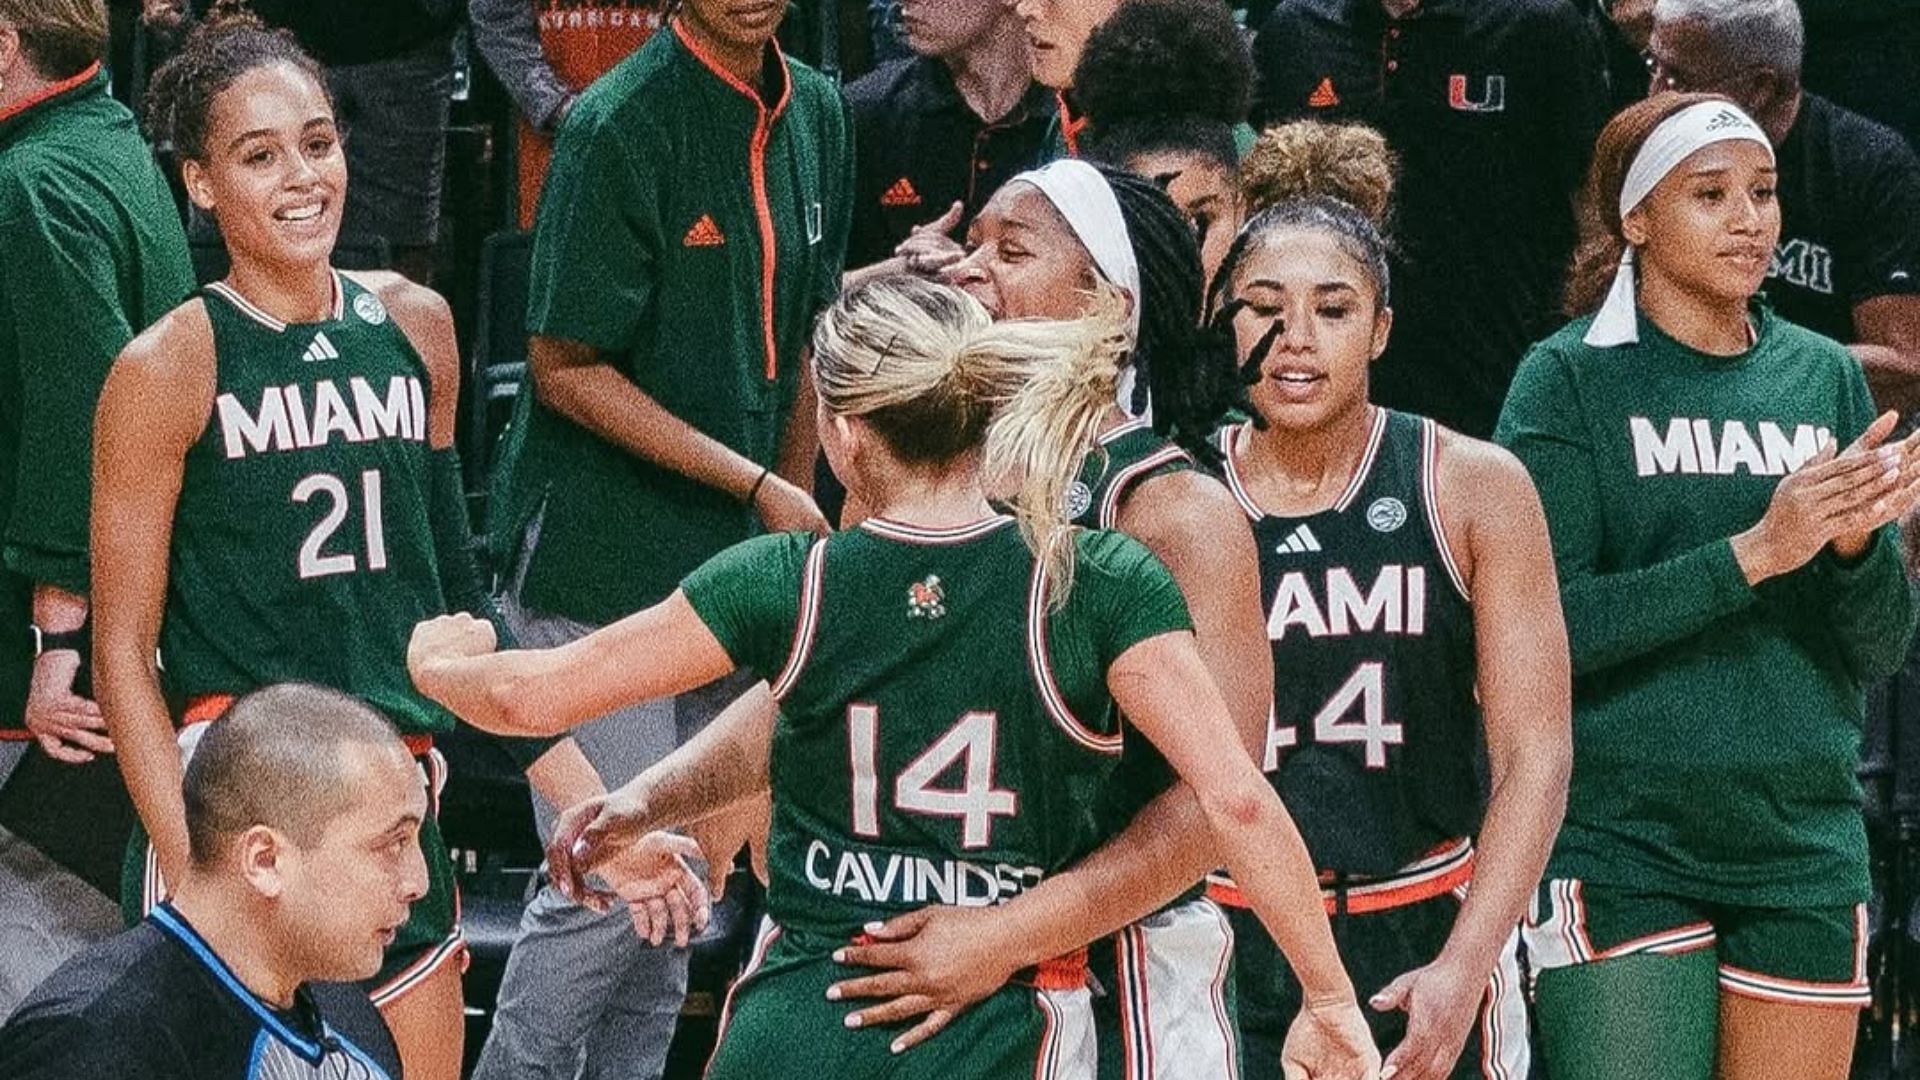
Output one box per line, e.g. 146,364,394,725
0,906,402,1079
843,56,1056,269
1252,0,1609,437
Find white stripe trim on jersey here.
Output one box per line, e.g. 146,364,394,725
712,919,782,1057
1026,540,1123,754
1205,901,1242,1080
1479,930,1530,1080
1119,925,1153,1080
1218,424,1266,520
1718,964,1872,1006
1210,836,1475,905
369,929,466,1006
1420,418,1472,600
1332,407,1390,512
1097,445,1191,528
1034,988,1063,1080
204,270,345,334
1098,417,1152,446
859,514,1016,545
770,538,829,701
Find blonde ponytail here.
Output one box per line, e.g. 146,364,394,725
982,286,1132,603
813,276,1130,602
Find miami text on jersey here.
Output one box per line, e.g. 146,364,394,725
216,375,429,460
1629,416,1833,478
1268,564,1429,642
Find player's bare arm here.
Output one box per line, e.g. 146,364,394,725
529,333,827,533
92,302,217,888
408,589,735,737
1368,430,1571,1080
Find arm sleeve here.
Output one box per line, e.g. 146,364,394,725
427,446,559,768
680,532,812,678
1494,346,1758,676
468,0,574,131
1079,532,1195,668
524,114,661,352
0,186,144,595
1839,127,1920,307
1801,358,1919,680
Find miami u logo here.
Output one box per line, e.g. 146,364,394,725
1447,74,1505,113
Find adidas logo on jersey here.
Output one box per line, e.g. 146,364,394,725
880,177,923,208
300,331,339,363
683,214,726,247
1275,523,1323,555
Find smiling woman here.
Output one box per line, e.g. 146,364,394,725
84,10,599,1080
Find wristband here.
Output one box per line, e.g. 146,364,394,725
32,625,88,658
746,467,771,507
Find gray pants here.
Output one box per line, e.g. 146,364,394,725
472,586,748,1080
0,744,120,1021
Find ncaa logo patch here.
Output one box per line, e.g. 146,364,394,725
1064,481,1093,520
353,291,388,326
1367,497,1407,533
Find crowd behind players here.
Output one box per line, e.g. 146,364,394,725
0,0,1917,1078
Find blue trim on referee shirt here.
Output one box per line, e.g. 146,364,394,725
150,902,326,1064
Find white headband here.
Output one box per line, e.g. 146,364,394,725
1011,159,1147,415
1585,101,1774,347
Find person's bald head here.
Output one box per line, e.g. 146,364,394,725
183,683,412,867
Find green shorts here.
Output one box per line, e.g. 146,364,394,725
1522,877,1870,1008
121,720,464,1004
706,919,1095,1079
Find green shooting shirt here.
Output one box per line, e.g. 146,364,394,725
1496,302,1917,906
497,21,853,625
0,66,193,731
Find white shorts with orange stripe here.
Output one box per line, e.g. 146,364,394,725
1093,896,1241,1080
1522,877,1871,1008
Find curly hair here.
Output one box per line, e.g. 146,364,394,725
1239,119,1397,225
1072,0,1252,132
144,0,331,161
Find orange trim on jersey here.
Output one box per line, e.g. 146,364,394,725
1025,945,1090,992
671,18,793,382
1056,91,1087,158
181,693,432,755
0,62,101,126
1208,840,1475,915
0,729,35,741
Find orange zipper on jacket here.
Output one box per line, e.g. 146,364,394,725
674,21,793,382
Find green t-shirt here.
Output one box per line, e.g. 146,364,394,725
0,67,193,729
1495,302,1917,906
496,23,854,625
683,517,1192,943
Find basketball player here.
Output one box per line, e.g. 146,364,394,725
408,275,1379,1079
1498,93,1920,1080
86,13,675,1080
1203,194,1571,1079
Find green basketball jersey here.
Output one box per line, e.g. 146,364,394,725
1068,420,1197,833
683,516,1192,943
161,273,454,735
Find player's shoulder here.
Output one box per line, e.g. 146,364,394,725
120,295,214,373
1072,526,1173,586
4,924,191,1044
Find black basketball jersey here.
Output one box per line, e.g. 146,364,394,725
1217,409,1481,878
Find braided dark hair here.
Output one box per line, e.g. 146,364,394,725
144,0,331,162
1096,164,1254,469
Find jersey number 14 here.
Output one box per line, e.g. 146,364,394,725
848,706,1017,850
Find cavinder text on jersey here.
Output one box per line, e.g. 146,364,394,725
801,837,1046,907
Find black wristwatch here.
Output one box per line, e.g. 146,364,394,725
31,625,88,657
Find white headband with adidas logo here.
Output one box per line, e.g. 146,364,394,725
1585,101,1775,347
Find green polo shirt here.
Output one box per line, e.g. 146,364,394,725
0,67,193,731
496,22,853,625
